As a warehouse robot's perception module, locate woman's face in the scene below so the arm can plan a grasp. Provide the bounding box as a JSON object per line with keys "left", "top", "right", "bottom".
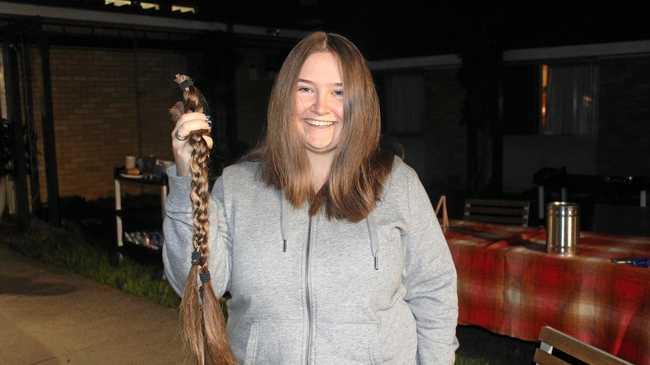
{"left": 293, "top": 51, "right": 344, "bottom": 155}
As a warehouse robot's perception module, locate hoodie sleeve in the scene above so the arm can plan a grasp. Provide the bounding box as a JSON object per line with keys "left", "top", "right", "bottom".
{"left": 402, "top": 167, "right": 458, "bottom": 365}
{"left": 162, "top": 165, "right": 232, "bottom": 298}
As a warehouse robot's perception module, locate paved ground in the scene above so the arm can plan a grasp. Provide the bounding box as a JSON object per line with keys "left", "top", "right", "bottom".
{"left": 0, "top": 244, "right": 188, "bottom": 365}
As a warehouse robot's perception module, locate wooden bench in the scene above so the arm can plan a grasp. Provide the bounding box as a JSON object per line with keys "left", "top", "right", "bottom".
{"left": 463, "top": 198, "right": 530, "bottom": 227}
{"left": 534, "top": 326, "right": 632, "bottom": 365}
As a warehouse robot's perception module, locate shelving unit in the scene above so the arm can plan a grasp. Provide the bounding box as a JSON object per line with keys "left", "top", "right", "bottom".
{"left": 113, "top": 167, "right": 168, "bottom": 252}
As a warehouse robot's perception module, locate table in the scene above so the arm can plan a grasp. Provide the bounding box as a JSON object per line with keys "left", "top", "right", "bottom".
{"left": 445, "top": 220, "right": 650, "bottom": 365}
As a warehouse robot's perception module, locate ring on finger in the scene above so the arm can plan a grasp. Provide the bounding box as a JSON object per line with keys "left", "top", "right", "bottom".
{"left": 175, "top": 129, "right": 189, "bottom": 141}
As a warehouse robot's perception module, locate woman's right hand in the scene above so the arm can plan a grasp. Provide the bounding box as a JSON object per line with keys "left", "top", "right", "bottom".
{"left": 170, "top": 109, "right": 213, "bottom": 177}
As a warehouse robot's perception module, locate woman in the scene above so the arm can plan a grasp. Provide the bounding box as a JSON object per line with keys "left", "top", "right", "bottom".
{"left": 164, "top": 31, "right": 458, "bottom": 364}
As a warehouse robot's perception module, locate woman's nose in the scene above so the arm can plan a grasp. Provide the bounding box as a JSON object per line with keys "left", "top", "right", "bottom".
{"left": 311, "top": 92, "right": 329, "bottom": 115}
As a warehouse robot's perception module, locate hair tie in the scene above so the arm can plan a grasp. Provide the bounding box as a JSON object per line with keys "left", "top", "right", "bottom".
{"left": 199, "top": 270, "right": 211, "bottom": 284}
{"left": 191, "top": 249, "right": 201, "bottom": 266}
{"left": 178, "top": 79, "right": 194, "bottom": 90}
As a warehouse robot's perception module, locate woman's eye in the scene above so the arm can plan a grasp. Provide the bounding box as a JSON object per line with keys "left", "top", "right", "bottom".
{"left": 298, "top": 86, "right": 313, "bottom": 94}
{"left": 333, "top": 89, "right": 344, "bottom": 98}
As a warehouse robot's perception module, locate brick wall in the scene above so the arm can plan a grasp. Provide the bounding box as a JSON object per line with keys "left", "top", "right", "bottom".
{"left": 29, "top": 46, "right": 192, "bottom": 201}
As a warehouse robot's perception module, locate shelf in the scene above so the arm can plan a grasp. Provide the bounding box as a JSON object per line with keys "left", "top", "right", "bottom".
{"left": 114, "top": 167, "right": 168, "bottom": 249}
{"left": 123, "top": 230, "right": 163, "bottom": 251}
{"left": 114, "top": 166, "right": 168, "bottom": 186}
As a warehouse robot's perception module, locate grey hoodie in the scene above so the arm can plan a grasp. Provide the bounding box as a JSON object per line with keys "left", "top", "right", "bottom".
{"left": 163, "top": 156, "right": 458, "bottom": 364}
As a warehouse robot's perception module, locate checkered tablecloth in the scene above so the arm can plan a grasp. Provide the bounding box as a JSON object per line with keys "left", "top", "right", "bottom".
{"left": 445, "top": 220, "right": 650, "bottom": 365}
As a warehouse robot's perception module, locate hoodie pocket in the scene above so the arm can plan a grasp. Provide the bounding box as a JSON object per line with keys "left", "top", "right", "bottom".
{"left": 315, "top": 321, "right": 382, "bottom": 364}
{"left": 240, "top": 318, "right": 302, "bottom": 365}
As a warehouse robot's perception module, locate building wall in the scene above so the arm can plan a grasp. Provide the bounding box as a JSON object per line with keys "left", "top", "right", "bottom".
{"left": 235, "top": 48, "right": 275, "bottom": 150}
{"left": 22, "top": 43, "right": 287, "bottom": 205}
{"left": 503, "top": 135, "right": 598, "bottom": 193}
{"left": 502, "top": 55, "right": 650, "bottom": 193}
{"left": 598, "top": 56, "right": 650, "bottom": 177}
{"left": 29, "top": 46, "right": 190, "bottom": 201}
{"left": 381, "top": 68, "right": 466, "bottom": 189}
{"left": 424, "top": 68, "right": 466, "bottom": 191}
{"left": 378, "top": 67, "right": 466, "bottom": 217}
{"left": 29, "top": 46, "right": 649, "bottom": 210}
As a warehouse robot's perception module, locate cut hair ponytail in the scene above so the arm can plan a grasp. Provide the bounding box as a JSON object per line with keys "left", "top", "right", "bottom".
{"left": 170, "top": 74, "right": 237, "bottom": 365}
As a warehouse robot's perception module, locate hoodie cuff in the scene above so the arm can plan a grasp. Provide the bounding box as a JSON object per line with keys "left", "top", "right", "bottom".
{"left": 165, "top": 165, "right": 193, "bottom": 212}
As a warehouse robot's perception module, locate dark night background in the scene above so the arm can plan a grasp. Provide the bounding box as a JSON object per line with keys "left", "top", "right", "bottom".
{"left": 200, "top": 2, "right": 650, "bottom": 59}
{"left": 1, "top": 2, "right": 649, "bottom": 364}
{"left": 6, "top": 1, "right": 650, "bottom": 58}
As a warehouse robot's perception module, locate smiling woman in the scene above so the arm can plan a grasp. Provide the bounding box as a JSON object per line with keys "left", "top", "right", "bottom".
{"left": 163, "top": 31, "right": 458, "bottom": 365}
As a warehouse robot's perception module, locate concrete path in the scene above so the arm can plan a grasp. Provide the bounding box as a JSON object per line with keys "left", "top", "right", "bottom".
{"left": 0, "top": 244, "right": 188, "bottom": 365}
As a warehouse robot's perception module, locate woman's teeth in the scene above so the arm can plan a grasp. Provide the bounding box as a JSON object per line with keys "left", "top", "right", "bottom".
{"left": 305, "top": 118, "right": 336, "bottom": 127}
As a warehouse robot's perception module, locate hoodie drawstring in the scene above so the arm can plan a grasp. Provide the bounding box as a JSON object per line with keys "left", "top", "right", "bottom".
{"left": 366, "top": 213, "right": 380, "bottom": 270}
{"left": 279, "top": 190, "right": 379, "bottom": 270}
{"left": 280, "top": 191, "right": 288, "bottom": 252}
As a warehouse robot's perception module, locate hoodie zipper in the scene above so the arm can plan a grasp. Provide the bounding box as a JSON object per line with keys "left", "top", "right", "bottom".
{"left": 304, "top": 215, "right": 313, "bottom": 365}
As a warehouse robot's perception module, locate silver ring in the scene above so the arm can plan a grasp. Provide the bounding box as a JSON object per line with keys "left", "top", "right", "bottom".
{"left": 175, "top": 129, "right": 189, "bottom": 142}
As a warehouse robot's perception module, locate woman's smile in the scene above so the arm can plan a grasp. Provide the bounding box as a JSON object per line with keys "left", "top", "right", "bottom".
{"left": 303, "top": 118, "right": 337, "bottom": 128}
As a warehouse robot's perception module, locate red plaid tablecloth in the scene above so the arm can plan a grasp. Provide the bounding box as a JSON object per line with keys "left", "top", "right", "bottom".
{"left": 445, "top": 220, "right": 650, "bottom": 365}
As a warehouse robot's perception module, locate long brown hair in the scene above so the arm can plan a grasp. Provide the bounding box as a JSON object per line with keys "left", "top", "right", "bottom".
{"left": 170, "top": 75, "right": 237, "bottom": 365}
{"left": 246, "top": 31, "right": 394, "bottom": 222}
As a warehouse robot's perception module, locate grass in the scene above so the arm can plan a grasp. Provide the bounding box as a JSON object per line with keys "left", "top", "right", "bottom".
{"left": 455, "top": 358, "right": 491, "bottom": 365}
{"left": 0, "top": 216, "right": 181, "bottom": 308}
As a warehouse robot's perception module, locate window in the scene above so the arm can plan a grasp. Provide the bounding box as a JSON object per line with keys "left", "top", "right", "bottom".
{"left": 104, "top": 1, "right": 161, "bottom": 11}
{"left": 172, "top": 5, "right": 196, "bottom": 14}
{"left": 141, "top": 2, "right": 160, "bottom": 10}
{"left": 539, "top": 63, "right": 599, "bottom": 136}
{"left": 105, "top": 0, "right": 131, "bottom": 6}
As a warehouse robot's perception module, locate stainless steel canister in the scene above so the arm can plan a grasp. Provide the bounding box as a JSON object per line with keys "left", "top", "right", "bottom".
{"left": 546, "top": 202, "right": 580, "bottom": 256}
